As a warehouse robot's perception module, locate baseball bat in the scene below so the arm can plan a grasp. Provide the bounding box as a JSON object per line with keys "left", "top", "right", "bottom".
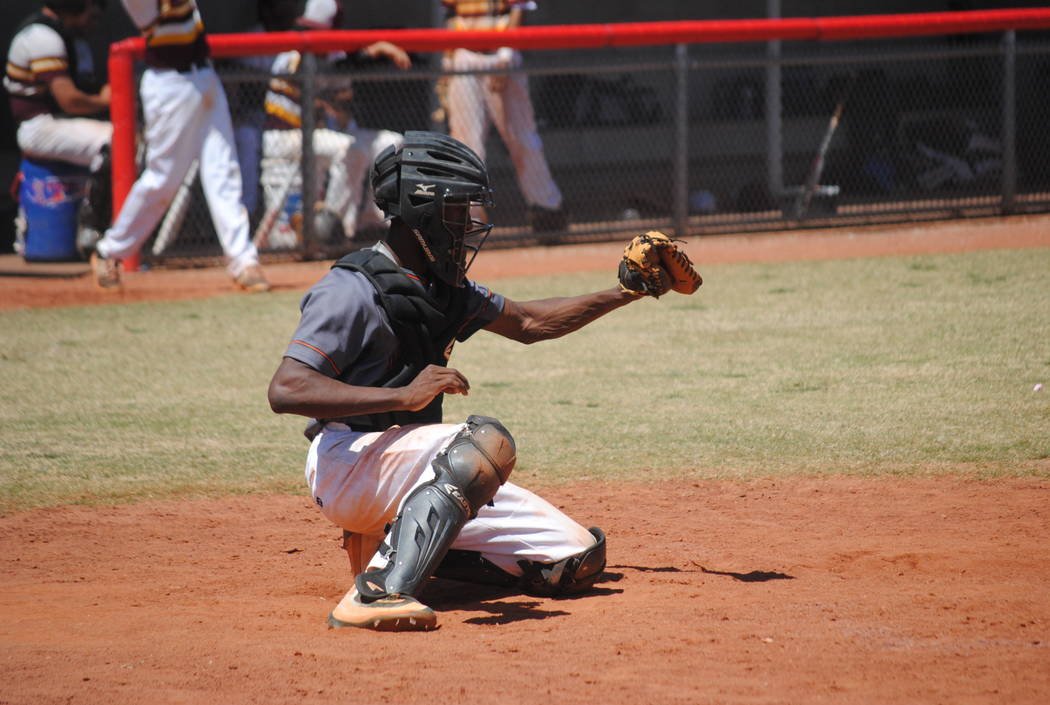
{"left": 253, "top": 159, "right": 301, "bottom": 250}
{"left": 792, "top": 72, "right": 856, "bottom": 220}
{"left": 152, "top": 159, "right": 200, "bottom": 255}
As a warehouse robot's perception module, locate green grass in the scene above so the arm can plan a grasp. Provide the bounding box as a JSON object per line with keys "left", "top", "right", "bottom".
{"left": 1, "top": 247, "right": 1048, "bottom": 512}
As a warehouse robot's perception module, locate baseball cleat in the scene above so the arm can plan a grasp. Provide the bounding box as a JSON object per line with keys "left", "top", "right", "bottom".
{"left": 327, "top": 587, "right": 438, "bottom": 632}
{"left": 234, "top": 264, "right": 271, "bottom": 293}
{"left": 90, "top": 251, "right": 122, "bottom": 292}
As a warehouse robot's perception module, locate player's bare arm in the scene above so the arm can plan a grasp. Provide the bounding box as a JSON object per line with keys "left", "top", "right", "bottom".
{"left": 49, "top": 75, "right": 109, "bottom": 115}
{"left": 362, "top": 41, "right": 411, "bottom": 70}
{"left": 485, "top": 288, "right": 638, "bottom": 344}
{"left": 268, "top": 357, "right": 469, "bottom": 419}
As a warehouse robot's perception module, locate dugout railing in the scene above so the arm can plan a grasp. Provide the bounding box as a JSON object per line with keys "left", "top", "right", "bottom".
{"left": 107, "top": 8, "right": 1050, "bottom": 269}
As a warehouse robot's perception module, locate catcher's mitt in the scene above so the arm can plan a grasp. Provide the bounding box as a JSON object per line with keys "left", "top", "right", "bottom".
{"left": 618, "top": 231, "right": 703, "bottom": 297}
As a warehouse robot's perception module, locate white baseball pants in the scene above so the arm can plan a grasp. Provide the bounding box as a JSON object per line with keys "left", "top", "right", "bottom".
{"left": 305, "top": 422, "right": 597, "bottom": 577}
{"left": 262, "top": 127, "right": 362, "bottom": 237}
{"left": 16, "top": 114, "right": 112, "bottom": 169}
{"left": 97, "top": 65, "right": 259, "bottom": 277}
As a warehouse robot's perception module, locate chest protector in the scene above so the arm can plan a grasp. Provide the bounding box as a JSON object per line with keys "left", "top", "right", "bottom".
{"left": 328, "top": 248, "right": 474, "bottom": 432}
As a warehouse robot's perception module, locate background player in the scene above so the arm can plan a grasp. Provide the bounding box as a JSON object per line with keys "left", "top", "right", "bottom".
{"left": 91, "top": 0, "right": 269, "bottom": 293}
{"left": 297, "top": 0, "right": 407, "bottom": 239}
{"left": 439, "top": 0, "right": 567, "bottom": 236}
{"left": 4, "top": 0, "right": 112, "bottom": 250}
{"left": 5, "top": 0, "right": 110, "bottom": 169}
{"left": 258, "top": 0, "right": 409, "bottom": 246}
{"left": 267, "top": 131, "right": 697, "bottom": 631}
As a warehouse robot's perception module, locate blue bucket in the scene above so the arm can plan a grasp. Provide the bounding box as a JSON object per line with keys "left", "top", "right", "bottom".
{"left": 19, "top": 158, "right": 88, "bottom": 262}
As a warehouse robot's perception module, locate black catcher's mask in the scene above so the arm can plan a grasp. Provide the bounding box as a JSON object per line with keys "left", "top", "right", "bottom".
{"left": 371, "top": 131, "right": 494, "bottom": 287}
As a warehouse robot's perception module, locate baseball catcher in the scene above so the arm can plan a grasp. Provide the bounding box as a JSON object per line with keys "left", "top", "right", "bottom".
{"left": 268, "top": 131, "right": 702, "bottom": 632}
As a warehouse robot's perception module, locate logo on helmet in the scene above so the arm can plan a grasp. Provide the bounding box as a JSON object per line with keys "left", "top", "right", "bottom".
{"left": 413, "top": 183, "right": 436, "bottom": 197}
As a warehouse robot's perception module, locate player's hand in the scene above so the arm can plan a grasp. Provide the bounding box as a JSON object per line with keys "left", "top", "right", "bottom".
{"left": 363, "top": 42, "right": 412, "bottom": 70}
{"left": 401, "top": 365, "right": 470, "bottom": 411}
{"left": 98, "top": 84, "right": 112, "bottom": 105}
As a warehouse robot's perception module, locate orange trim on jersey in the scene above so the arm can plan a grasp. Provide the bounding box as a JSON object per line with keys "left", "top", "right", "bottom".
{"left": 268, "top": 77, "right": 301, "bottom": 100}
{"left": 148, "top": 22, "right": 204, "bottom": 47}
{"left": 6, "top": 62, "right": 33, "bottom": 81}
{"left": 291, "top": 340, "right": 342, "bottom": 375}
{"left": 264, "top": 100, "right": 301, "bottom": 128}
{"left": 445, "top": 0, "right": 515, "bottom": 15}
{"left": 29, "top": 57, "right": 68, "bottom": 73}
{"left": 455, "top": 288, "right": 496, "bottom": 338}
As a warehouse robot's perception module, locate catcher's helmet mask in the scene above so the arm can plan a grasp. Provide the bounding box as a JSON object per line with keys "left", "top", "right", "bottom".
{"left": 372, "top": 131, "right": 494, "bottom": 287}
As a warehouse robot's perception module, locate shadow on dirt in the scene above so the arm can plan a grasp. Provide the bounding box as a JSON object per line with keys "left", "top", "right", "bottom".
{"left": 700, "top": 567, "right": 795, "bottom": 582}
{"left": 610, "top": 563, "right": 795, "bottom": 582}
{"left": 421, "top": 571, "right": 626, "bottom": 625}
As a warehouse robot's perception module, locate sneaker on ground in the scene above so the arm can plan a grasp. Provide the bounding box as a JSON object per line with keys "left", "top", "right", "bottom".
{"left": 327, "top": 587, "right": 438, "bottom": 632}
{"left": 234, "top": 264, "right": 271, "bottom": 292}
{"left": 90, "top": 251, "right": 122, "bottom": 291}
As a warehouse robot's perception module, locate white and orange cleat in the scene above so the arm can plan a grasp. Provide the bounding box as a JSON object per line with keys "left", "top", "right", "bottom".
{"left": 327, "top": 586, "right": 438, "bottom": 632}
{"left": 90, "top": 251, "right": 122, "bottom": 292}
{"left": 234, "top": 264, "right": 271, "bottom": 293}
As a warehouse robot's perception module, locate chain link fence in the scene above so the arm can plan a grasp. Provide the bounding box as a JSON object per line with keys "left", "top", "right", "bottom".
{"left": 142, "top": 29, "right": 1050, "bottom": 265}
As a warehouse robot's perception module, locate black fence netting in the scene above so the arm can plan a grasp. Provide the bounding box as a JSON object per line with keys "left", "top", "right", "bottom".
{"left": 139, "top": 30, "right": 1050, "bottom": 264}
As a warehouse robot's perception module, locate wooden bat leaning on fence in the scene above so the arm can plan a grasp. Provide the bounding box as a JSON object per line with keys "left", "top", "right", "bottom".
{"left": 792, "top": 72, "right": 857, "bottom": 221}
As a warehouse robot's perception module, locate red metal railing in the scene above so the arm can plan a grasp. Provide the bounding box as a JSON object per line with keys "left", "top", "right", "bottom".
{"left": 108, "top": 8, "right": 1050, "bottom": 268}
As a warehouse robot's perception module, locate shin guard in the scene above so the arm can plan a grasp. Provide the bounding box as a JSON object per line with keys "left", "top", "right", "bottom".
{"left": 355, "top": 416, "right": 516, "bottom": 601}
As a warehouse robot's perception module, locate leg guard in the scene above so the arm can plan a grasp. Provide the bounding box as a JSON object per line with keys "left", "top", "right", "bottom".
{"left": 356, "top": 416, "right": 516, "bottom": 601}
{"left": 517, "top": 527, "right": 607, "bottom": 597}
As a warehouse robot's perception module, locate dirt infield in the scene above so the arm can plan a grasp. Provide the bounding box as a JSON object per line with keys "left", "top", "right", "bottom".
{"left": 2, "top": 216, "right": 1049, "bottom": 704}
{"left": 2, "top": 479, "right": 1048, "bottom": 705}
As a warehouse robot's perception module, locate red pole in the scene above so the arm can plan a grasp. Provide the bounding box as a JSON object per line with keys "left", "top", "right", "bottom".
{"left": 106, "top": 39, "right": 142, "bottom": 271}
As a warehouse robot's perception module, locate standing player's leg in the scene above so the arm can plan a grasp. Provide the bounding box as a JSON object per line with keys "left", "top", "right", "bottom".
{"left": 96, "top": 69, "right": 208, "bottom": 263}
{"left": 195, "top": 68, "right": 264, "bottom": 285}
{"left": 446, "top": 71, "right": 492, "bottom": 224}
{"left": 486, "top": 71, "right": 563, "bottom": 213}
{"left": 445, "top": 67, "right": 491, "bottom": 166}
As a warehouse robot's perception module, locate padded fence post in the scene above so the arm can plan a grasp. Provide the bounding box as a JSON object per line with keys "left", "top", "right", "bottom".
{"left": 1001, "top": 29, "right": 1017, "bottom": 214}
{"left": 765, "top": 0, "right": 784, "bottom": 206}
{"left": 673, "top": 42, "right": 689, "bottom": 238}
{"left": 300, "top": 52, "right": 318, "bottom": 253}
{"left": 107, "top": 41, "right": 141, "bottom": 271}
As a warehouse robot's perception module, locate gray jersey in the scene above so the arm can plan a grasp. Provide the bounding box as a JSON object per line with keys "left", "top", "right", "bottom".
{"left": 284, "top": 245, "right": 505, "bottom": 386}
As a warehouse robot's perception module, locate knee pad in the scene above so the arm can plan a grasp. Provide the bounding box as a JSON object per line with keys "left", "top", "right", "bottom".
{"left": 517, "top": 527, "right": 607, "bottom": 597}
{"left": 431, "top": 414, "right": 516, "bottom": 518}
